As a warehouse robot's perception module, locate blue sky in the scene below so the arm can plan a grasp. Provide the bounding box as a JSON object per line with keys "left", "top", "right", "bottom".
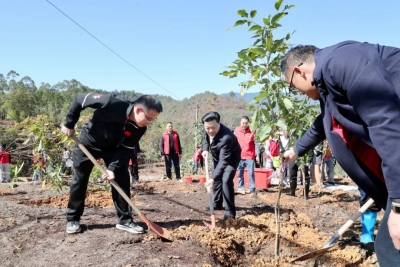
{"left": 2, "top": 0, "right": 400, "bottom": 100}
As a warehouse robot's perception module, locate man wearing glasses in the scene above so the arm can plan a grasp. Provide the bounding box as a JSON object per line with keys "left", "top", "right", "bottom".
{"left": 281, "top": 41, "right": 400, "bottom": 266}
{"left": 61, "top": 93, "right": 162, "bottom": 235}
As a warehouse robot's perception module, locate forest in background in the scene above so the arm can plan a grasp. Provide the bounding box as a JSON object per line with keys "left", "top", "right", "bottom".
{"left": 0, "top": 70, "right": 253, "bottom": 173}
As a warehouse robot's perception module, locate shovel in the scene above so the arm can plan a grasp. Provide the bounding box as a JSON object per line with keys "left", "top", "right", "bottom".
{"left": 71, "top": 136, "right": 172, "bottom": 242}
{"left": 291, "top": 198, "right": 374, "bottom": 262}
{"left": 203, "top": 156, "right": 216, "bottom": 230}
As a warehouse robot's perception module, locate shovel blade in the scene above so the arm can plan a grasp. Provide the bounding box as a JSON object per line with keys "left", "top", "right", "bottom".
{"left": 140, "top": 213, "right": 173, "bottom": 242}
{"left": 290, "top": 246, "right": 334, "bottom": 262}
{"left": 203, "top": 215, "right": 216, "bottom": 231}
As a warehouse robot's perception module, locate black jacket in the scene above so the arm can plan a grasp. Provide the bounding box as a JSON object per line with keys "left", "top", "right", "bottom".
{"left": 203, "top": 123, "right": 241, "bottom": 180}
{"left": 64, "top": 93, "right": 146, "bottom": 172}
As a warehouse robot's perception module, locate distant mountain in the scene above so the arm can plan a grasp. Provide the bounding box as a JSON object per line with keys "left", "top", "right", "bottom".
{"left": 221, "top": 92, "right": 259, "bottom": 103}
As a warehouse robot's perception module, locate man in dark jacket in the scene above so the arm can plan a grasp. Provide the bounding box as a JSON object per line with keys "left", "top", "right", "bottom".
{"left": 201, "top": 111, "right": 241, "bottom": 220}
{"left": 160, "top": 122, "right": 183, "bottom": 182}
{"left": 61, "top": 93, "right": 162, "bottom": 235}
{"left": 281, "top": 41, "right": 400, "bottom": 266}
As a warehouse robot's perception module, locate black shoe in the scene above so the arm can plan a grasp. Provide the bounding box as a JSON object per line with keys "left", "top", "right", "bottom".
{"left": 205, "top": 206, "right": 224, "bottom": 211}
{"left": 223, "top": 214, "right": 235, "bottom": 221}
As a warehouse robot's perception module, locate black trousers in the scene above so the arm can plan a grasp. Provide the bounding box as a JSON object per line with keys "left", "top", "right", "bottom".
{"left": 164, "top": 153, "right": 181, "bottom": 179}
{"left": 212, "top": 161, "right": 238, "bottom": 218}
{"left": 375, "top": 197, "right": 400, "bottom": 266}
{"left": 129, "top": 153, "right": 139, "bottom": 181}
{"left": 288, "top": 162, "right": 310, "bottom": 182}
{"left": 66, "top": 145, "right": 132, "bottom": 224}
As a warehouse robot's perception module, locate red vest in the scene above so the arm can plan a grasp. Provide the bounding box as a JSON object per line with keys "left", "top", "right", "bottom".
{"left": 234, "top": 127, "right": 256, "bottom": 159}
{"left": 0, "top": 149, "right": 10, "bottom": 164}
{"left": 267, "top": 139, "right": 280, "bottom": 159}
{"left": 162, "top": 131, "right": 180, "bottom": 154}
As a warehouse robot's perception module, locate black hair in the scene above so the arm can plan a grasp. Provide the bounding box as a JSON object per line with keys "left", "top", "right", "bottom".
{"left": 280, "top": 45, "right": 318, "bottom": 78}
{"left": 241, "top": 116, "right": 250, "bottom": 121}
{"left": 201, "top": 111, "right": 220, "bottom": 124}
{"left": 134, "top": 95, "right": 163, "bottom": 113}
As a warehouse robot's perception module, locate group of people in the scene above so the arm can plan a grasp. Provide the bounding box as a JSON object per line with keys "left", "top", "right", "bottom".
{"left": 57, "top": 39, "right": 400, "bottom": 266}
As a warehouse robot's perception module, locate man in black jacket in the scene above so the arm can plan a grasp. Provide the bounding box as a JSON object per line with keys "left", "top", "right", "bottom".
{"left": 201, "top": 112, "right": 241, "bottom": 220}
{"left": 61, "top": 93, "right": 162, "bottom": 234}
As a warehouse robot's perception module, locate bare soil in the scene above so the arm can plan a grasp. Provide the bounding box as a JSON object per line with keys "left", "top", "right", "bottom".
{"left": 0, "top": 165, "right": 380, "bottom": 267}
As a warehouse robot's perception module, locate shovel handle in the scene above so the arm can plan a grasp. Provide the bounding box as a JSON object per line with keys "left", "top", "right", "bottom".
{"left": 71, "top": 135, "right": 142, "bottom": 216}
{"left": 204, "top": 156, "right": 211, "bottom": 193}
{"left": 323, "top": 197, "right": 375, "bottom": 248}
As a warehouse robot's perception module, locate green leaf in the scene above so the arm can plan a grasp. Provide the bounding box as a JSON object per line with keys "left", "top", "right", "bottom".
{"left": 234, "top": 20, "right": 246, "bottom": 27}
{"left": 23, "top": 138, "right": 30, "bottom": 145}
{"left": 249, "top": 25, "right": 262, "bottom": 31}
{"left": 248, "top": 47, "right": 264, "bottom": 55}
{"left": 258, "top": 124, "right": 272, "bottom": 142}
{"left": 249, "top": 111, "right": 258, "bottom": 132}
{"left": 283, "top": 98, "right": 293, "bottom": 109}
{"left": 254, "top": 91, "right": 269, "bottom": 102}
{"left": 237, "top": 52, "right": 248, "bottom": 60}
{"left": 237, "top": 9, "right": 248, "bottom": 18}
{"left": 263, "top": 16, "right": 271, "bottom": 25}
{"left": 275, "top": 0, "right": 284, "bottom": 10}
{"left": 220, "top": 71, "right": 232, "bottom": 77}
{"left": 271, "top": 12, "right": 286, "bottom": 25}
{"left": 276, "top": 119, "right": 286, "bottom": 130}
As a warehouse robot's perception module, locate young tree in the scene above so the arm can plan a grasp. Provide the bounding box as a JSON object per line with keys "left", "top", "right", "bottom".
{"left": 221, "top": 0, "right": 319, "bottom": 144}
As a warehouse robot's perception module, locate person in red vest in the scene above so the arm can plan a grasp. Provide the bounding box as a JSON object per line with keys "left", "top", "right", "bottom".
{"left": 0, "top": 144, "right": 11, "bottom": 182}
{"left": 234, "top": 116, "right": 259, "bottom": 195}
{"left": 192, "top": 146, "right": 202, "bottom": 175}
{"left": 160, "top": 122, "right": 183, "bottom": 182}
{"left": 265, "top": 134, "right": 280, "bottom": 171}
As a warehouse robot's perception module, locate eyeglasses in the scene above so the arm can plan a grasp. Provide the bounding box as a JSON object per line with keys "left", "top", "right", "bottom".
{"left": 288, "top": 62, "right": 303, "bottom": 91}
{"left": 140, "top": 108, "right": 157, "bottom": 122}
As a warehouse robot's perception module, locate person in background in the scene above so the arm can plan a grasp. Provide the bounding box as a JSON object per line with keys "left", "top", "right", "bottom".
{"left": 128, "top": 144, "right": 141, "bottom": 184}
{"left": 0, "top": 144, "right": 11, "bottom": 183}
{"left": 321, "top": 141, "right": 335, "bottom": 186}
{"left": 160, "top": 122, "right": 183, "bottom": 182}
{"left": 192, "top": 146, "right": 202, "bottom": 175}
{"left": 234, "top": 116, "right": 259, "bottom": 195}
{"left": 265, "top": 134, "right": 280, "bottom": 171}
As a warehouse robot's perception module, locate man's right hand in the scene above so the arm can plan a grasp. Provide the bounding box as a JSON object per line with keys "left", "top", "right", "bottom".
{"left": 161, "top": 156, "right": 165, "bottom": 161}
{"left": 61, "top": 125, "right": 75, "bottom": 137}
{"left": 282, "top": 148, "right": 297, "bottom": 163}
{"left": 202, "top": 151, "right": 208, "bottom": 158}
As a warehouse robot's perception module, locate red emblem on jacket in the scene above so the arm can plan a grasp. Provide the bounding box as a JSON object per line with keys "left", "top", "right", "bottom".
{"left": 92, "top": 94, "right": 102, "bottom": 99}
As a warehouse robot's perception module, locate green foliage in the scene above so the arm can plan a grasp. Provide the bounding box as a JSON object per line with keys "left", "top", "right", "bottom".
{"left": 9, "top": 162, "right": 27, "bottom": 191}
{"left": 221, "top": 0, "right": 319, "bottom": 144}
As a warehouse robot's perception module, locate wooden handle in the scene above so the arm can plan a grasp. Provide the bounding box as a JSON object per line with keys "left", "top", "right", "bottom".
{"left": 71, "top": 136, "right": 142, "bottom": 216}
{"left": 337, "top": 197, "right": 374, "bottom": 236}
{"left": 204, "top": 156, "right": 211, "bottom": 193}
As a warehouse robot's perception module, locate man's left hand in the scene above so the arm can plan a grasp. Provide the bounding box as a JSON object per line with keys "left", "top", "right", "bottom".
{"left": 102, "top": 170, "right": 115, "bottom": 184}
{"left": 255, "top": 156, "right": 259, "bottom": 163}
{"left": 388, "top": 210, "right": 400, "bottom": 249}
{"left": 204, "top": 179, "right": 214, "bottom": 188}
{"left": 178, "top": 154, "right": 182, "bottom": 160}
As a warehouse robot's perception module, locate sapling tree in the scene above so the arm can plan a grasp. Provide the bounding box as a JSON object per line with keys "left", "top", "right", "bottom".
{"left": 221, "top": 0, "right": 319, "bottom": 265}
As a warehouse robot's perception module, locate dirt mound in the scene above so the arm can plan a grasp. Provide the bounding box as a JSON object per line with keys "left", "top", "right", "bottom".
{"left": 17, "top": 189, "right": 118, "bottom": 208}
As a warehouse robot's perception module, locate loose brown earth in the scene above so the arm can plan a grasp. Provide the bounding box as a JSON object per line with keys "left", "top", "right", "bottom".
{"left": 0, "top": 165, "right": 380, "bottom": 267}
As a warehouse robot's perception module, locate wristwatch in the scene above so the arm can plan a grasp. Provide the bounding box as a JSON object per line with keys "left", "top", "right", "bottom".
{"left": 392, "top": 202, "right": 400, "bottom": 214}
